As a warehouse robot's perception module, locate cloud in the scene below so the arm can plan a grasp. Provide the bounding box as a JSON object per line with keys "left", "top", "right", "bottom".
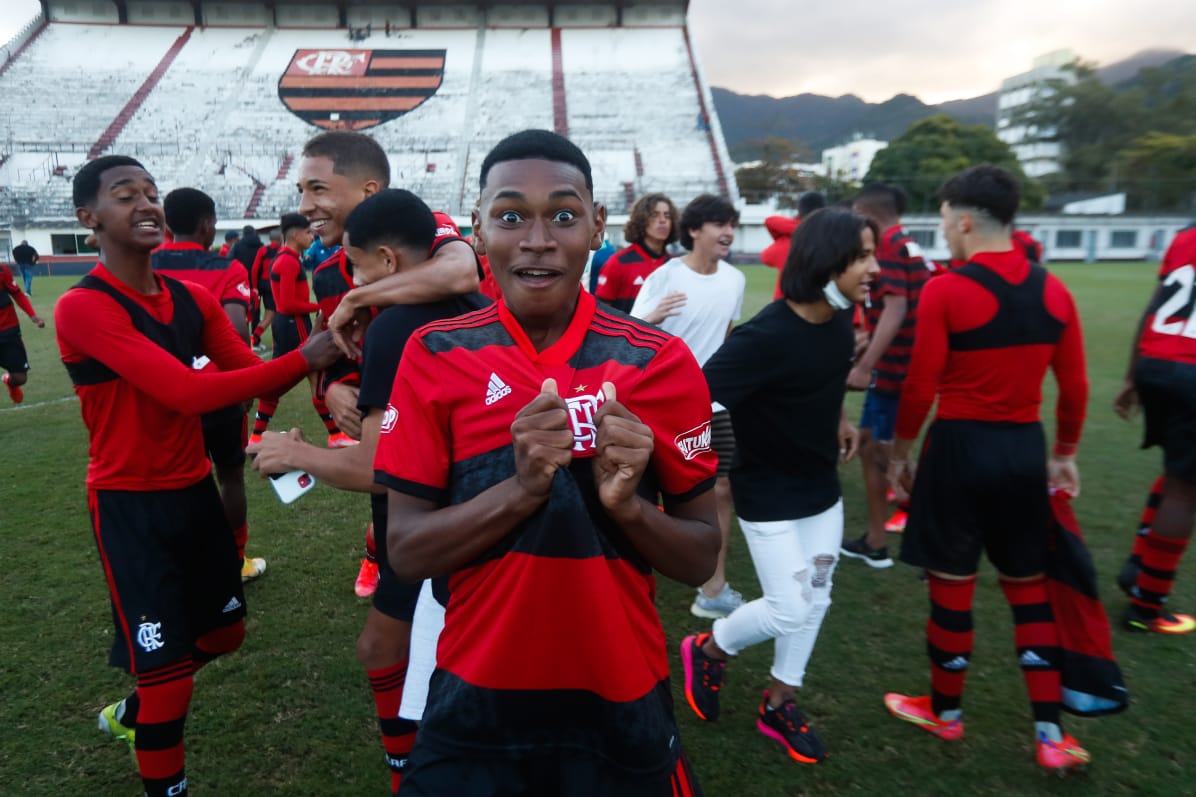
{"left": 689, "top": 0, "right": 1196, "bottom": 103}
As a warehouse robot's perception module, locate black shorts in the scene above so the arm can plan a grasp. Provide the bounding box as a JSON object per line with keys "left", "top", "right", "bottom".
{"left": 371, "top": 498, "right": 421, "bottom": 622}
{"left": 1136, "top": 356, "right": 1196, "bottom": 482}
{"left": 711, "top": 409, "right": 736, "bottom": 480}
{"left": 259, "top": 282, "right": 276, "bottom": 312}
{"left": 202, "top": 406, "right": 248, "bottom": 468}
{"left": 0, "top": 334, "right": 29, "bottom": 374}
{"left": 272, "top": 313, "right": 311, "bottom": 359}
{"left": 401, "top": 742, "right": 703, "bottom": 797}
{"left": 89, "top": 477, "right": 247, "bottom": 674}
{"left": 901, "top": 419, "right": 1050, "bottom": 578}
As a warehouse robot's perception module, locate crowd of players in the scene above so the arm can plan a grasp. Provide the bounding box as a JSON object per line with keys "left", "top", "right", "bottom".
{"left": 0, "top": 124, "right": 1191, "bottom": 796}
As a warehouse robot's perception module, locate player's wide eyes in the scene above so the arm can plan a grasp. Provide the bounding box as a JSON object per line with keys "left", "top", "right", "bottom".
{"left": 553, "top": 210, "right": 576, "bottom": 223}
{"left": 499, "top": 211, "right": 522, "bottom": 223}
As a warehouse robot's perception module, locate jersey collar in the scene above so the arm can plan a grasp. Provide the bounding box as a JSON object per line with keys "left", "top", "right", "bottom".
{"left": 497, "top": 287, "right": 595, "bottom": 366}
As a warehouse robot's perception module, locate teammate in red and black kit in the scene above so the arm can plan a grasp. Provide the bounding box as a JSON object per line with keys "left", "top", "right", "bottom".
{"left": 1113, "top": 224, "right": 1196, "bottom": 634}
{"left": 248, "top": 214, "right": 349, "bottom": 446}
{"left": 760, "top": 191, "right": 827, "bottom": 300}
{"left": 56, "top": 156, "right": 339, "bottom": 797}
{"left": 0, "top": 262, "right": 45, "bottom": 403}
{"left": 293, "top": 130, "right": 479, "bottom": 597}
{"left": 377, "top": 130, "right": 718, "bottom": 796}
{"left": 249, "top": 228, "right": 281, "bottom": 350}
{"left": 153, "top": 187, "right": 267, "bottom": 583}
{"left": 593, "top": 192, "right": 677, "bottom": 312}
{"left": 218, "top": 229, "right": 238, "bottom": 258}
{"left": 842, "top": 183, "right": 929, "bottom": 566}
{"left": 250, "top": 189, "right": 491, "bottom": 795}
{"left": 883, "top": 165, "right": 1091, "bottom": 774}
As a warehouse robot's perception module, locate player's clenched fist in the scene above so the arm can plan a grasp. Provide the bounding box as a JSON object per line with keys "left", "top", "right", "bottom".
{"left": 511, "top": 378, "right": 575, "bottom": 497}
{"left": 592, "top": 381, "right": 653, "bottom": 517}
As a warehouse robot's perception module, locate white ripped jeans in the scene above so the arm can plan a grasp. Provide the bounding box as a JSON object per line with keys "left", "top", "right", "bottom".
{"left": 711, "top": 499, "right": 843, "bottom": 687}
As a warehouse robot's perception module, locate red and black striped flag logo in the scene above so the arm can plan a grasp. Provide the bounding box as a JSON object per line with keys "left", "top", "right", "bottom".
{"left": 278, "top": 49, "right": 445, "bottom": 131}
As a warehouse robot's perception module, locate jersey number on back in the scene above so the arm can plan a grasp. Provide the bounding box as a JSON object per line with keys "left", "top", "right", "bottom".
{"left": 1152, "top": 264, "right": 1196, "bottom": 338}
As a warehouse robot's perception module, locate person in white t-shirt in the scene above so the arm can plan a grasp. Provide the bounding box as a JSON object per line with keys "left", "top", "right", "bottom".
{"left": 632, "top": 194, "right": 747, "bottom": 619}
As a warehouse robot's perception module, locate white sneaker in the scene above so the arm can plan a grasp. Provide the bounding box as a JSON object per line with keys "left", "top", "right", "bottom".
{"left": 691, "top": 584, "right": 744, "bottom": 619}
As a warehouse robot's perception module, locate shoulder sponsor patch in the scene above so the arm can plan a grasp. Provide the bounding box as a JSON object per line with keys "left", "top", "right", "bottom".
{"left": 380, "top": 403, "right": 399, "bottom": 433}
{"left": 674, "top": 420, "right": 712, "bottom": 461}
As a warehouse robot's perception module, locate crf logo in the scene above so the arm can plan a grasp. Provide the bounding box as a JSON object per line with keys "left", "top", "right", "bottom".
{"left": 566, "top": 389, "right": 606, "bottom": 452}
{"left": 137, "top": 621, "right": 164, "bottom": 652}
{"left": 381, "top": 404, "right": 398, "bottom": 433}
{"left": 674, "top": 421, "right": 712, "bottom": 461}
{"left": 294, "top": 50, "right": 367, "bottom": 75}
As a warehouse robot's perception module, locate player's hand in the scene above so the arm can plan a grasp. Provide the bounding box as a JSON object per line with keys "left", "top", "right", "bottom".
{"left": 1048, "top": 454, "right": 1080, "bottom": 498}
{"left": 643, "top": 292, "right": 686, "bottom": 325}
{"left": 511, "top": 378, "right": 574, "bottom": 498}
{"left": 1113, "top": 379, "right": 1139, "bottom": 421}
{"left": 324, "top": 381, "right": 363, "bottom": 441}
{"left": 592, "top": 381, "right": 653, "bottom": 520}
{"left": 846, "top": 364, "right": 872, "bottom": 391}
{"left": 328, "top": 298, "right": 371, "bottom": 359}
{"left": 888, "top": 458, "right": 916, "bottom": 503}
{"left": 298, "top": 329, "right": 342, "bottom": 371}
{"left": 839, "top": 416, "right": 860, "bottom": 463}
{"left": 247, "top": 428, "right": 304, "bottom": 476}
{"left": 31, "top": 315, "right": 45, "bottom": 329}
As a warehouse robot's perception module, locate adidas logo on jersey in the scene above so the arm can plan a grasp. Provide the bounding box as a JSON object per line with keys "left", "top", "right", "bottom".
{"left": 1019, "top": 649, "right": 1050, "bottom": 668}
{"left": 222, "top": 596, "right": 242, "bottom": 613}
{"left": 941, "top": 655, "right": 969, "bottom": 671}
{"left": 485, "top": 372, "right": 512, "bottom": 405}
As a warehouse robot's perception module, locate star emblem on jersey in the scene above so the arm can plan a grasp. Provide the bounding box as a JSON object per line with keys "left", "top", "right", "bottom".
{"left": 136, "top": 621, "right": 164, "bottom": 652}
{"left": 573, "top": 384, "right": 588, "bottom": 393}
{"left": 278, "top": 48, "right": 446, "bottom": 131}
{"left": 565, "top": 388, "right": 607, "bottom": 452}
{"left": 485, "top": 373, "right": 512, "bottom": 406}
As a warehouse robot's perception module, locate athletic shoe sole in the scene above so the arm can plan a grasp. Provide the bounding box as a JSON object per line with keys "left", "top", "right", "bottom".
{"left": 840, "top": 548, "right": 894, "bottom": 569}
{"left": 679, "top": 634, "right": 716, "bottom": 722}
{"left": 756, "top": 719, "right": 823, "bottom": 764}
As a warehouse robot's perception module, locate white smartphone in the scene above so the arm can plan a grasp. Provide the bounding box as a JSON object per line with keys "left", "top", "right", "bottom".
{"left": 268, "top": 469, "right": 316, "bottom": 504}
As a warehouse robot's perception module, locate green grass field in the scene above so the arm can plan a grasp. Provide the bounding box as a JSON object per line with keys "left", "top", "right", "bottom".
{"left": 1, "top": 264, "right": 1193, "bottom": 796}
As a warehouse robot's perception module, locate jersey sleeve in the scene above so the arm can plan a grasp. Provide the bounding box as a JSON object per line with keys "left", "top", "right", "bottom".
{"left": 1047, "top": 279, "right": 1088, "bottom": 456}
{"left": 56, "top": 286, "right": 309, "bottom": 415}
{"left": 703, "top": 320, "right": 771, "bottom": 411}
{"left": 221, "top": 261, "right": 251, "bottom": 307}
{"left": 429, "top": 211, "right": 467, "bottom": 255}
{"left": 2, "top": 267, "right": 36, "bottom": 317}
{"left": 373, "top": 335, "right": 452, "bottom": 504}
{"left": 358, "top": 308, "right": 429, "bottom": 412}
{"left": 629, "top": 335, "right": 717, "bottom": 502}
{"left": 272, "top": 253, "right": 320, "bottom": 315}
{"left": 629, "top": 266, "right": 666, "bottom": 321}
{"left": 1160, "top": 230, "right": 1196, "bottom": 278}
{"left": 593, "top": 257, "right": 621, "bottom": 300}
{"left": 894, "top": 275, "right": 950, "bottom": 440}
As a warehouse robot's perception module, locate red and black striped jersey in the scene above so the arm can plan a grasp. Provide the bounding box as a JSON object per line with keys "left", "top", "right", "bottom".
{"left": 865, "top": 225, "right": 929, "bottom": 397}
{"left": 1139, "top": 226, "right": 1196, "bottom": 366}
{"left": 0, "top": 264, "right": 36, "bottom": 339}
{"left": 151, "top": 241, "right": 250, "bottom": 309}
{"left": 593, "top": 242, "right": 667, "bottom": 313}
{"left": 895, "top": 249, "right": 1088, "bottom": 456}
{"left": 374, "top": 288, "right": 715, "bottom": 772}
{"left": 55, "top": 264, "right": 309, "bottom": 490}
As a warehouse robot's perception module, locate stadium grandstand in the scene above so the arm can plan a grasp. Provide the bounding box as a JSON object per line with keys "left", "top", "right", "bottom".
{"left": 0, "top": 0, "right": 738, "bottom": 247}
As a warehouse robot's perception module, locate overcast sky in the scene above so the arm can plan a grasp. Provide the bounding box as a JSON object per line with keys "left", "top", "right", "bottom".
{"left": 1, "top": 0, "right": 1192, "bottom": 103}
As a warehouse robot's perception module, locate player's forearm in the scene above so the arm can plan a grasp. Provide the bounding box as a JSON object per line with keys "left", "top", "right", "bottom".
{"left": 607, "top": 493, "right": 719, "bottom": 586}
{"left": 342, "top": 253, "right": 478, "bottom": 311}
{"left": 386, "top": 477, "right": 544, "bottom": 581}
{"left": 277, "top": 440, "right": 381, "bottom": 493}
{"left": 858, "top": 297, "right": 906, "bottom": 369}
{"left": 14, "top": 292, "right": 36, "bottom": 317}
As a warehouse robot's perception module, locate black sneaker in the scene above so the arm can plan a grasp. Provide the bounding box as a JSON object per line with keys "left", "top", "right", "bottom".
{"left": 756, "top": 693, "right": 827, "bottom": 763}
{"left": 840, "top": 535, "right": 893, "bottom": 568}
{"left": 680, "top": 633, "right": 725, "bottom": 721}
{"left": 1122, "top": 604, "right": 1196, "bottom": 634}
{"left": 1117, "top": 555, "right": 1140, "bottom": 597}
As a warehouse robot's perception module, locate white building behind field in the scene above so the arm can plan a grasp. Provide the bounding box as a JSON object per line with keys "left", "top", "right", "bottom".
{"left": 996, "top": 49, "right": 1076, "bottom": 178}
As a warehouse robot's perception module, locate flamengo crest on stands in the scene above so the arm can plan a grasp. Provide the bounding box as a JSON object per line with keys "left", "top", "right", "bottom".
{"left": 278, "top": 49, "right": 446, "bottom": 131}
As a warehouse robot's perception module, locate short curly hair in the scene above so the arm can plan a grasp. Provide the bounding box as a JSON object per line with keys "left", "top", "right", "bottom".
{"left": 622, "top": 193, "right": 678, "bottom": 248}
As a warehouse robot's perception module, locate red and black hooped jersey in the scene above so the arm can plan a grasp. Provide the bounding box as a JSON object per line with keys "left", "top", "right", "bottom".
{"left": 0, "top": 264, "right": 36, "bottom": 339}
{"left": 374, "top": 289, "right": 715, "bottom": 772}
{"left": 593, "top": 242, "right": 667, "bottom": 313}
{"left": 865, "top": 225, "right": 930, "bottom": 397}
{"left": 55, "top": 264, "right": 309, "bottom": 490}
{"left": 896, "top": 249, "right": 1087, "bottom": 456}
{"left": 152, "top": 241, "right": 251, "bottom": 309}
{"left": 1139, "top": 226, "right": 1196, "bottom": 366}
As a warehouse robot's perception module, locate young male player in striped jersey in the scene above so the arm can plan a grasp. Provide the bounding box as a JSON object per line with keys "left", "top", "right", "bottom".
{"left": 593, "top": 192, "right": 677, "bottom": 312}
{"left": 1113, "top": 223, "right": 1196, "bottom": 634}
{"left": 250, "top": 189, "right": 489, "bottom": 794}
{"left": 153, "top": 187, "right": 267, "bottom": 582}
{"left": 376, "top": 129, "right": 716, "bottom": 796}
{"left": 0, "top": 261, "right": 44, "bottom": 403}
{"left": 884, "top": 165, "right": 1090, "bottom": 774}
{"left": 57, "top": 155, "right": 339, "bottom": 797}
{"left": 294, "top": 130, "right": 478, "bottom": 597}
